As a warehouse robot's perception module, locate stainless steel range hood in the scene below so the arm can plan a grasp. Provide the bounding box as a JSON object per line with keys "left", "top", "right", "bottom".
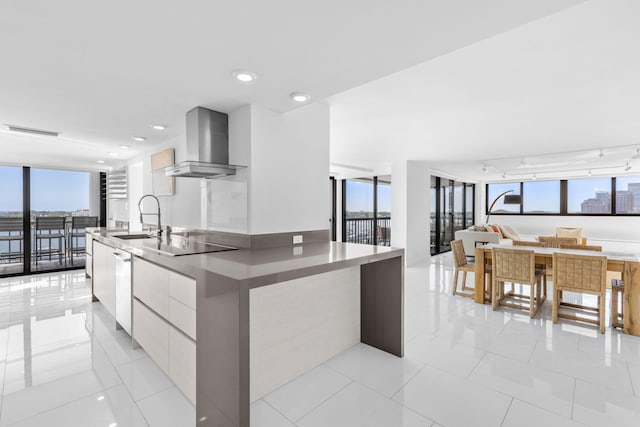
{"left": 165, "top": 107, "right": 243, "bottom": 178}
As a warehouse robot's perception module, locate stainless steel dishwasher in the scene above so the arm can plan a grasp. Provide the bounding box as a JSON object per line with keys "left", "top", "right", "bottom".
{"left": 113, "top": 250, "right": 132, "bottom": 335}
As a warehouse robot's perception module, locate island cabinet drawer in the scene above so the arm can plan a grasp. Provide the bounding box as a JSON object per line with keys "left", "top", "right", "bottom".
{"left": 133, "top": 258, "right": 169, "bottom": 318}
{"left": 169, "top": 327, "right": 196, "bottom": 404}
{"left": 168, "top": 272, "right": 196, "bottom": 310}
{"left": 133, "top": 299, "right": 169, "bottom": 374}
{"left": 169, "top": 298, "right": 196, "bottom": 340}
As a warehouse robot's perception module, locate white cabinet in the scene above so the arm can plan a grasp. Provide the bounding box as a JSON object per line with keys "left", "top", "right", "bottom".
{"left": 133, "top": 299, "right": 169, "bottom": 373}
{"left": 133, "top": 258, "right": 169, "bottom": 318}
{"left": 92, "top": 240, "right": 116, "bottom": 317}
{"left": 169, "top": 327, "right": 196, "bottom": 403}
{"left": 169, "top": 298, "right": 196, "bottom": 340}
{"left": 132, "top": 258, "right": 197, "bottom": 403}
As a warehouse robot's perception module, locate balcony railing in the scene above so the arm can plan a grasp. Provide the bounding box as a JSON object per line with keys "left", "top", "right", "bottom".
{"left": 344, "top": 217, "right": 391, "bottom": 246}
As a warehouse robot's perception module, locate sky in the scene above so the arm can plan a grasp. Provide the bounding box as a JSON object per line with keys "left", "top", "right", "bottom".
{"left": 0, "top": 166, "right": 90, "bottom": 212}
{"left": 345, "top": 180, "right": 391, "bottom": 212}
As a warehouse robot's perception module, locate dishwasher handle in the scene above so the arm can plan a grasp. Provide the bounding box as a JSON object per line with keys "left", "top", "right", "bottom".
{"left": 112, "top": 252, "right": 132, "bottom": 262}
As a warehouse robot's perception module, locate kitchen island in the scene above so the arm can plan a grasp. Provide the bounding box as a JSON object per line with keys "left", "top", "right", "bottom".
{"left": 87, "top": 228, "right": 404, "bottom": 427}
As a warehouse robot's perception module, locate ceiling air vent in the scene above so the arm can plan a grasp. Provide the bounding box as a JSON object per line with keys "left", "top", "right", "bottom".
{"left": 4, "top": 124, "right": 60, "bottom": 137}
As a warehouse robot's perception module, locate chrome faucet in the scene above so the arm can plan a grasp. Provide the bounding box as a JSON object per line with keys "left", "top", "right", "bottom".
{"left": 138, "top": 194, "right": 162, "bottom": 237}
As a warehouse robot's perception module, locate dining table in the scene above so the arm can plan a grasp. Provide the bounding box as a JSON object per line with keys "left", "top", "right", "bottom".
{"left": 474, "top": 243, "right": 640, "bottom": 336}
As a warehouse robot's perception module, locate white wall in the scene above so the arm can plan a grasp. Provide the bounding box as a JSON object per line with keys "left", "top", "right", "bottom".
{"left": 248, "top": 103, "right": 330, "bottom": 234}
{"left": 391, "top": 161, "right": 430, "bottom": 265}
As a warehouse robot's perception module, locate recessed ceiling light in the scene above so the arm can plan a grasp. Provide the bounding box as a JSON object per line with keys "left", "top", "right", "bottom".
{"left": 151, "top": 124, "right": 166, "bottom": 130}
{"left": 232, "top": 69, "right": 257, "bottom": 82}
{"left": 290, "top": 92, "right": 310, "bottom": 103}
{"left": 108, "top": 152, "right": 117, "bottom": 156}
{"left": 97, "top": 160, "right": 105, "bottom": 164}
{"left": 119, "top": 145, "right": 130, "bottom": 149}
{"left": 131, "top": 136, "right": 146, "bottom": 142}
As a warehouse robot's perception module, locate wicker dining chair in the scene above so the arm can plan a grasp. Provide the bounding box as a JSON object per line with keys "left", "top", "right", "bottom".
{"left": 451, "top": 240, "right": 492, "bottom": 299}
{"left": 552, "top": 252, "right": 607, "bottom": 333}
{"left": 558, "top": 243, "right": 602, "bottom": 251}
{"left": 538, "top": 236, "right": 578, "bottom": 248}
{"left": 513, "top": 240, "right": 548, "bottom": 248}
{"left": 492, "top": 248, "right": 546, "bottom": 317}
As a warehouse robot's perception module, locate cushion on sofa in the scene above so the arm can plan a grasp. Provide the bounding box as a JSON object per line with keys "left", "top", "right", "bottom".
{"left": 556, "top": 227, "right": 582, "bottom": 239}
{"left": 500, "top": 225, "right": 521, "bottom": 241}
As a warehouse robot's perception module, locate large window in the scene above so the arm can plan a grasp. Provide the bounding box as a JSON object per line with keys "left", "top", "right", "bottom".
{"left": 487, "top": 182, "right": 520, "bottom": 214}
{"left": 615, "top": 176, "right": 640, "bottom": 214}
{"left": 487, "top": 175, "right": 640, "bottom": 216}
{"left": 567, "top": 178, "right": 611, "bottom": 214}
{"left": 523, "top": 181, "right": 560, "bottom": 213}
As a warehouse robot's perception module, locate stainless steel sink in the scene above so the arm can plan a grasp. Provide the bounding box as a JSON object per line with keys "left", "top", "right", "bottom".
{"left": 113, "top": 234, "right": 153, "bottom": 240}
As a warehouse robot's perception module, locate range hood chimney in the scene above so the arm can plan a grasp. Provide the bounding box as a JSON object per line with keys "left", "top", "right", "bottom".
{"left": 165, "top": 106, "right": 243, "bottom": 178}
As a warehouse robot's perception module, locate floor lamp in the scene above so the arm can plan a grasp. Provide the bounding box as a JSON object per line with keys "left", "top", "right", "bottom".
{"left": 486, "top": 190, "right": 522, "bottom": 224}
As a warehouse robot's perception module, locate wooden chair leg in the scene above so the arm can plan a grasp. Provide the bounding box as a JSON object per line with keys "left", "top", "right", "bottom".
{"left": 611, "top": 287, "right": 618, "bottom": 327}
{"left": 529, "top": 281, "right": 535, "bottom": 318}
{"left": 492, "top": 279, "right": 499, "bottom": 310}
{"left": 486, "top": 272, "right": 493, "bottom": 302}
{"left": 552, "top": 287, "right": 559, "bottom": 323}
{"left": 599, "top": 293, "right": 605, "bottom": 334}
{"left": 462, "top": 271, "right": 468, "bottom": 290}
{"left": 452, "top": 270, "right": 459, "bottom": 296}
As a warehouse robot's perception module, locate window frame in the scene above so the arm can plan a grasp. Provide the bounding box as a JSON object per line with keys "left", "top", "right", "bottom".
{"left": 485, "top": 176, "right": 640, "bottom": 217}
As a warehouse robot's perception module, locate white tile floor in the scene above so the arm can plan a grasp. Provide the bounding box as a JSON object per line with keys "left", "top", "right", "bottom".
{"left": 1, "top": 254, "right": 639, "bottom": 426}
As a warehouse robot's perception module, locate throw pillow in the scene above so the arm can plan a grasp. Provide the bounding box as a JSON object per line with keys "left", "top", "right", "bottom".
{"left": 489, "top": 225, "right": 503, "bottom": 237}
{"left": 501, "top": 225, "right": 521, "bottom": 241}
{"left": 556, "top": 227, "right": 582, "bottom": 239}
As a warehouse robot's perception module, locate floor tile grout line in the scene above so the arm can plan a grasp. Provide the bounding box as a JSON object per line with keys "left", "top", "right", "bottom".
{"left": 570, "top": 377, "right": 577, "bottom": 422}
{"left": 260, "top": 397, "right": 299, "bottom": 425}
{"left": 626, "top": 361, "right": 637, "bottom": 397}
{"left": 389, "top": 362, "right": 427, "bottom": 400}
{"left": 465, "top": 349, "right": 488, "bottom": 380}
{"left": 347, "top": 376, "right": 437, "bottom": 424}
{"left": 290, "top": 379, "right": 353, "bottom": 424}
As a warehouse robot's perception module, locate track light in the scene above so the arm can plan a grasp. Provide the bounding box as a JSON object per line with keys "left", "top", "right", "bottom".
{"left": 532, "top": 173, "right": 537, "bottom": 180}
{"left": 625, "top": 162, "right": 632, "bottom": 171}
{"left": 598, "top": 149, "right": 605, "bottom": 158}
{"left": 588, "top": 169, "right": 592, "bottom": 176}
{"left": 482, "top": 164, "right": 488, "bottom": 173}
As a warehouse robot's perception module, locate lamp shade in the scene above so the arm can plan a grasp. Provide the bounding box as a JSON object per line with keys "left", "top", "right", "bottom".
{"left": 503, "top": 194, "right": 522, "bottom": 205}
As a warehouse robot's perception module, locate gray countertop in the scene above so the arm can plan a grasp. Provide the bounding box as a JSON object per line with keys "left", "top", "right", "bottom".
{"left": 87, "top": 228, "right": 404, "bottom": 288}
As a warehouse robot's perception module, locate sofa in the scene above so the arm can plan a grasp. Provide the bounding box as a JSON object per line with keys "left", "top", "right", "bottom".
{"left": 454, "top": 226, "right": 514, "bottom": 255}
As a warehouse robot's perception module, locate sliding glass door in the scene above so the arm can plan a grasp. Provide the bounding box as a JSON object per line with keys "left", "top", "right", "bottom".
{"left": 0, "top": 166, "right": 25, "bottom": 275}
{"left": 431, "top": 176, "right": 475, "bottom": 255}
{"left": 342, "top": 176, "right": 392, "bottom": 246}
{"left": 31, "top": 168, "right": 91, "bottom": 272}
{"left": 0, "top": 166, "right": 96, "bottom": 278}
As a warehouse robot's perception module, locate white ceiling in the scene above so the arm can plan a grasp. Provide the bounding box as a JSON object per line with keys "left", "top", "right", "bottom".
{"left": 329, "top": 0, "right": 640, "bottom": 180}
{"left": 0, "top": 0, "right": 585, "bottom": 171}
